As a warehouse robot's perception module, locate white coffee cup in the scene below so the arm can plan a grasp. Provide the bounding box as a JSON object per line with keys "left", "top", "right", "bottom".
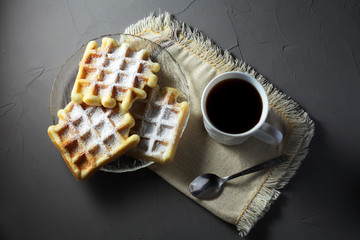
{"left": 201, "top": 71, "right": 283, "bottom": 145}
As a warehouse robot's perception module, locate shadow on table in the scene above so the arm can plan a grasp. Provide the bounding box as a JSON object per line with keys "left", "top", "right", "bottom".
{"left": 84, "top": 167, "right": 159, "bottom": 206}
{"left": 245, "top": 120, "right": 360, "bottom": 240}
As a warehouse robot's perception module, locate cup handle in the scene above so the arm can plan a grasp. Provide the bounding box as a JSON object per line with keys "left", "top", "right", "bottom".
{"left": 252, "top": 122, "right": 283, "bottom": 145}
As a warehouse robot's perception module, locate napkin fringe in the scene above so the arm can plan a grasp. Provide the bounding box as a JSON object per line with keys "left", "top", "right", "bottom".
{"left": 125, "top": 12, "right": 315, "bottom": 237}
{"left": 125, "top": 11, "right": 248, "bottom": 73}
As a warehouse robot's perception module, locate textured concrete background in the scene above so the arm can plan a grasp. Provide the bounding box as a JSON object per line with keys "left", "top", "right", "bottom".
{"left": 0, "top": 0, "right": 359, "bottom": 239}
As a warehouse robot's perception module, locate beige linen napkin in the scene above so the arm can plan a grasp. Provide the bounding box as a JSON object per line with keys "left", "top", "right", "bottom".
{"left": 125, "top": 13, "right": 314, "bottom": 236}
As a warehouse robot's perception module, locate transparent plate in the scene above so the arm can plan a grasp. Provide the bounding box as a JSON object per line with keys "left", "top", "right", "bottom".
{"left": 50, "top": 34, "right": 190, "bottom": 173}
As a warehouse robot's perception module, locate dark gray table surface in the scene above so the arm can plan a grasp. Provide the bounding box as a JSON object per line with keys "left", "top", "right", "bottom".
{"left": 1, "top": 0, "right": 359, "bottom": 239}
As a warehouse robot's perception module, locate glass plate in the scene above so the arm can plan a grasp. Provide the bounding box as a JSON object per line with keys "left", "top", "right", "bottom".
{"left": 50, "top": 34, "right": 190, "bottom": 173}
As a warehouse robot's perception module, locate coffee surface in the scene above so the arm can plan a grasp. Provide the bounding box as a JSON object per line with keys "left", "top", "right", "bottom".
{"left": 206, "top": 78, "right": 262, "bottom": 134}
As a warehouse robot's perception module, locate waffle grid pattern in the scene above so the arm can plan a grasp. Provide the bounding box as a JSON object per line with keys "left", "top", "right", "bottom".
{"left": 129, "top": 86, "right": 189, "bottom": 163}
{"left": 71, "top": 37, "right": 159, "bottom": 110}
{"left": 48, "top": 102, "right": 139, "bottom": 179}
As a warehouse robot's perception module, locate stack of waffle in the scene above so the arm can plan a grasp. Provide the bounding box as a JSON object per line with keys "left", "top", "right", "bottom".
{"left": 48, "top": 37, "right": 189, "bottom": 180}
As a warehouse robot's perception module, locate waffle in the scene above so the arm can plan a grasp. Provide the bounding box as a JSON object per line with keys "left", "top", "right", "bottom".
{"left": 47, "top": 101, "right": 140, "bottom": 180}
{"left": 128, "top": 85, "right": 189, "bottom": 164}
{"left": 71, "top": 37, "right": 160, "bottom": 110}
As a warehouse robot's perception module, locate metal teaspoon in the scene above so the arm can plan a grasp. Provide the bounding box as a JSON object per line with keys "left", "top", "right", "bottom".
{"left": 189, "top": 155, "right": 288, "bottom": 199}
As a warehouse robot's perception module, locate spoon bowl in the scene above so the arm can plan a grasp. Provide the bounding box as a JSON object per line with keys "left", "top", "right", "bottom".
{"left": 189, "top": 173, "right": 225, "bottom": 199}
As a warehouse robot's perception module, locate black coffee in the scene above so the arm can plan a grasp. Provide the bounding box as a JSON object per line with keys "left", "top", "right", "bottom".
{"left": 206, "top": 78, "right": 262, "bottom": 134}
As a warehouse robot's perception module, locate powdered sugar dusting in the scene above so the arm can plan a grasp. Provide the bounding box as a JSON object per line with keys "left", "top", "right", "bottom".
{"left": 100, "top": 121, "right": 115, "bottom": 140}
{"left": 69, "top": 104, "right": 83, "bottom": 121}
{"left": 83, "top": 43, "right": 156, "bottom": 102}
{"left": 62, "top": 102, "right": 130, "bottom": 158}
{"left": 130, "top": 87, "right": 182, "bottom": 158}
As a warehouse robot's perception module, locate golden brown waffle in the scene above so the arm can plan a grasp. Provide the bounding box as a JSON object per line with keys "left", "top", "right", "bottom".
{"left": 128, "top": 85, "right": 189, "bottom": 164}
{"left": 71, "top": 37, "right": 160, "bottom": 110}
{"left": 47, "top": 101, "right": 140, "bottom": 180}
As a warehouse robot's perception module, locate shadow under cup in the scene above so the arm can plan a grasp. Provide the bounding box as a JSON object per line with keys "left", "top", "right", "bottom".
{"left": 201, "top": 72, "right": 282, "bottom": 145}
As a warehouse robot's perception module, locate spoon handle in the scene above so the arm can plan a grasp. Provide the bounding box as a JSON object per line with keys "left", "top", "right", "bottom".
{"left": 225, "top": 155, "right": 288, "bottom": 181}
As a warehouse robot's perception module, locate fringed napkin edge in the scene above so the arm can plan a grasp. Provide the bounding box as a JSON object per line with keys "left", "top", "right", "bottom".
{"left": 124, "top": 11, "right": 315, "bottom": 237}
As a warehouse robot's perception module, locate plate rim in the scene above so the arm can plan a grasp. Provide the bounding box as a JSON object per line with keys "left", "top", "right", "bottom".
{"left": 49, "top": 33, "right": 190, "bottom": 173}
